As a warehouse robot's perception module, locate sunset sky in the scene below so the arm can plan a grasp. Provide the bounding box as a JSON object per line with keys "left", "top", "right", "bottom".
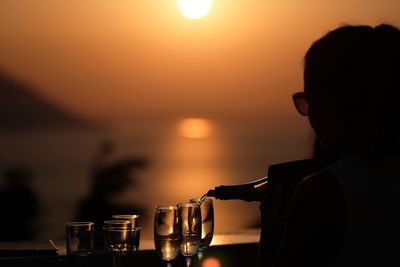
{"left": 0, "top": 0, "right": 399, "bottom": 121}
{"left": 1, "top": 0, "right": 400, "bottom": 240}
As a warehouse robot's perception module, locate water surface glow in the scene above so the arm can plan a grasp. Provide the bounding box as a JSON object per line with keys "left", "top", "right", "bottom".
{"left": 178, "top": 118, "right": 213, "bottom": 139}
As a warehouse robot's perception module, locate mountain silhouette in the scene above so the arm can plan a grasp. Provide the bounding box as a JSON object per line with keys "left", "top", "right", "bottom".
{"left": 0, "top": 71, "right": 94, "bottom": 132}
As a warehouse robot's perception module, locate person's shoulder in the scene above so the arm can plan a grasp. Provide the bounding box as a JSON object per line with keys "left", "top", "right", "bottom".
{"left": 291, "top": 169, "right": 346, "bottom": 222}
{"left": 290, "top": 169, "right": 345, "bottom": 215}
{"left": 296, "top": 169, "right": 340, "bottom": 196}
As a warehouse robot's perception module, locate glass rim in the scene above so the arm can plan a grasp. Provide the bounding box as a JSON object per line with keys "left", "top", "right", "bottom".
{"left": 190, "top": 197, "right": 213, "bottom": 203}
{"left": 112, "top": 214, "right": 140, "bottom": 219}
{"left": 103, "top": 227, "right": 134, "bottom": 231}
{"left": 66, "top": 221, "right": 94, "bottom": 226}
{"left": 155, "top": 205, "right": 178, "bottom": 210}
{"left": 177, "top": 202, "right": 200, "bottom": 208}
{"left": 104, "top": 220, "right": 131, "bottom": 228}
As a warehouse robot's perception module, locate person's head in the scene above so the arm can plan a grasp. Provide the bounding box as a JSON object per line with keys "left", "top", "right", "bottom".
{"left": 294, "top": 24, "right": 400, "bottom": 157}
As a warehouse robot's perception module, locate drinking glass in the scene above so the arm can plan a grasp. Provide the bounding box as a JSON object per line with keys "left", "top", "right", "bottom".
{"left": 178, "top": 202, "right": 202, "bottom": 267}
{"left": 66, "top": 222, "right": 94, "bottom": 256}
{"left": 103, "top": 220, "right": 132, "bottom": 254}
{"left": 190, "top": 197, "right": 214, "bottom": 260}
{"left": 112, "top": 214, "right": 141, "bottom": 252}
{"left": 154, "top": 206, "right": 181, "bottom": 267}
{"left": 103, "top": 220, "right": 132, "bottom": 267}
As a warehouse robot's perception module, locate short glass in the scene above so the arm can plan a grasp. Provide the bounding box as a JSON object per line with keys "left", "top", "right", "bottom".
{"left": 112, "top": 214, "right": 141, "bottom": 252}
{"left": 66, "top": 222, "right": 94, "bottom": 256}
{"left": 103, "top": 220, "right": 132, "bottom": 254}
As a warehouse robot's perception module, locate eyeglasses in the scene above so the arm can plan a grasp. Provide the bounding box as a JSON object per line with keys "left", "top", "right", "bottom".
{"left": 292, "top": 92, "right": 309, "bottom": 116}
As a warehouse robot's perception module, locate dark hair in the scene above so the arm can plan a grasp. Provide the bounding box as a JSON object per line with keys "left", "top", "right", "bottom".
{"left": 304, "top": 24, "right": 400, "bottom": 155}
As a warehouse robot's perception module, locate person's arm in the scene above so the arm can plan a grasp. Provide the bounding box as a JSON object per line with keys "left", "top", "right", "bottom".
{"left": 271, "top": 171, "right": 346, "bottom": 267}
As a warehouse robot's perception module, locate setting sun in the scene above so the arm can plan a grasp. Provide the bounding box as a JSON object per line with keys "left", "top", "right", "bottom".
{"left": 177, "top": 0, "right": 213, "bottom": 19}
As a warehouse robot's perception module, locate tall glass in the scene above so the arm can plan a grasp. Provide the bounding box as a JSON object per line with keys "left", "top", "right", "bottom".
{"left": 154, "top": 206, "right": 181, "bottom": 267}
{"left": 178, "top": 202, "right": 202, "bottom": 267}
{"left": 190, "top": 198, "right": 214, "bottom": 260}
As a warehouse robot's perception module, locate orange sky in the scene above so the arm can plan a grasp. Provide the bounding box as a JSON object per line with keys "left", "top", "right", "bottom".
{"left": 0, "top": 0, "right": 399, "bottom": 121}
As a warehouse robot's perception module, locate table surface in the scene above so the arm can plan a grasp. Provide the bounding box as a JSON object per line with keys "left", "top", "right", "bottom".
{"left": 53, "top": 228, "right": 260, "bottom": 256}
{"left": 0, "top": 229, "right": 261, "bottom": 267}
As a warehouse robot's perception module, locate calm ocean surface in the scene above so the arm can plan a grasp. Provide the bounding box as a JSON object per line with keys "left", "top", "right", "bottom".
{"left": 0, "top": 117, "right": 312, "bottom": 240}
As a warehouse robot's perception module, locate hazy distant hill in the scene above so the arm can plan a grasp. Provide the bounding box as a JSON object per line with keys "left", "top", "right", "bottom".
{"left": 0, "top": 72, "right": 93, "bottom": 132}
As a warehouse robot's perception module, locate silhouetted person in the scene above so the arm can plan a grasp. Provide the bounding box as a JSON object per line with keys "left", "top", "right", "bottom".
{"left": 76, "top": 141, "right": 148, "bottom": 246}
{"left": 0, "top": 166, "right": 39, "bottom": 241}
{"left": 259, "top": 24, "right": 400, "bottom": 267}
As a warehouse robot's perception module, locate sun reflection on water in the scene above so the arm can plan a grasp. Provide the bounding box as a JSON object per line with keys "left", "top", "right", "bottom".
{"left": 178, "top": 118, "right": 213, "bottom": 139}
